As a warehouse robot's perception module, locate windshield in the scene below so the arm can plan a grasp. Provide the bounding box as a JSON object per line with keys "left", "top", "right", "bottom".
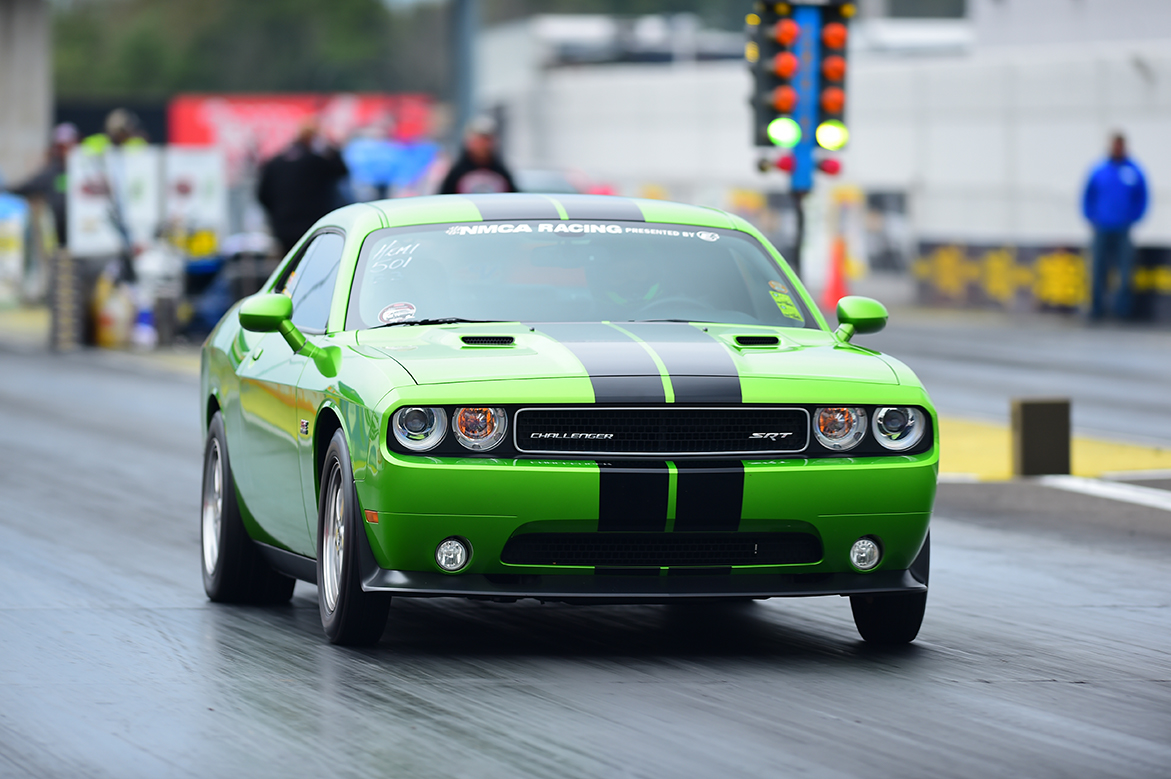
{"left": 346, "top": 221, "right": 814, "bottom": 330}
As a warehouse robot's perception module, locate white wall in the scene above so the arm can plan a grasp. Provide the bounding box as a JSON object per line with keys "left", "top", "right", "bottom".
{"left": 482, "top": 22, "right": 1171, "bottom": 248}
{"left": 972, "top": 0, "right": 1171, "bottom": 48}
{"left": 0, "top": 0, "right": 51, "bottom": 184}
{"left": 847, "top": 39, "right": 1171, "bottom": 245}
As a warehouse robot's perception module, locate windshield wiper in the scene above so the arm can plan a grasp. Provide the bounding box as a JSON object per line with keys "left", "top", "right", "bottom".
{"left": 628, "top": 318, "right": 719, "bottom": 324}
{"left": 373, "top": 318, "right": 505, "bottom": 329}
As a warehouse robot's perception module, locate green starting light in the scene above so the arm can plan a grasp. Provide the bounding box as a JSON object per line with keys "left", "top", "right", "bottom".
{"left": 766, "top": 117, "right": 802, "bottom": 148}
{"left": 815, "top": 120, "right": 849, "bottom": 150}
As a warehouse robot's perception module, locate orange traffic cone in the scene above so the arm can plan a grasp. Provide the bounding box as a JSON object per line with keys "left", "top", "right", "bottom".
{"left": 822, "top": 235, "right": 850, "bottom": 311}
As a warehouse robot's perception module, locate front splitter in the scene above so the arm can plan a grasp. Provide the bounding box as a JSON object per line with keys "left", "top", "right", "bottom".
{"left": 360, "top": 568, "right": 925, "bottom": 603}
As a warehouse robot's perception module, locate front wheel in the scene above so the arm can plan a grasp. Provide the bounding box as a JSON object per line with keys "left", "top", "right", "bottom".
{"left": 850, "top": 534, "right": 929, "bottom": 644}
{"left": 317, "top": 429, "right": 390, "bottom": 646}
{"left": 850, "top": 591, "right": 927, "bottom": 645}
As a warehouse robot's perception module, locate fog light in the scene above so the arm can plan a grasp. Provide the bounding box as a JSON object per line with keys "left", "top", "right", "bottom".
{"left": 850, "top": 538, "right": 881, "bottom": 571}
{"left": 436, "top": 537, "right": 470, "bottom": 572}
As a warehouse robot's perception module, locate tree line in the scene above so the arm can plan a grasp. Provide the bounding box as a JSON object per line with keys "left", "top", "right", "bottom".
{"left": 54, "top": 0, "right": 742, "bottom": 100}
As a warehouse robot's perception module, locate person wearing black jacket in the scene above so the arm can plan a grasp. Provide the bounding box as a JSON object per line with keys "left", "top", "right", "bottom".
{"left": 8, "top": 123, "right": 78, "bottom": 247}
{"left": 438, "top": 116, "right": 517, "bottom": 195}
{"left": 258, "top": 122, "right": 349, "bottom": 254}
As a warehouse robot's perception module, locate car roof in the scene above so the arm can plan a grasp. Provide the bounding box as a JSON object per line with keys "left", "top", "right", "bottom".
{"left": 362, "top": 193, "right": 741, "bottom": 231}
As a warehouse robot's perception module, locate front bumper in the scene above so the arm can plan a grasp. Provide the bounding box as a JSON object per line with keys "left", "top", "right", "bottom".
{"left": 355, "top": 451, "right": 938, "bottom": 589}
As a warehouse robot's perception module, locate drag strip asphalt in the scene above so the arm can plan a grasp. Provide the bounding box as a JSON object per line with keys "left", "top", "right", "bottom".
{"left": 0, "top": 346, "right": 1168, "bottom": 779}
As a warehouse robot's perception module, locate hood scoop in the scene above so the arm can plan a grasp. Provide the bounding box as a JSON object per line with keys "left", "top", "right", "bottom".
{"left": 734, "top": 335, "right": 780, "bottom": 347}
{"left": 461, "top": 335, "right": 515, "bottom": 347}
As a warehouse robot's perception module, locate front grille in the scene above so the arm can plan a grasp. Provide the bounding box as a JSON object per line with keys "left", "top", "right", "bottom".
{"left": 501, "top": 532, "right": 822, "bottom": 567}
{"left": 514, "top": 407, "right": 808, "bottom": 455}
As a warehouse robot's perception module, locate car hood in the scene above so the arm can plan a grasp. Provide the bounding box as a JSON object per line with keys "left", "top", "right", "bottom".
{"left": 355, "top": 322, "right": 900, "bottom": 388}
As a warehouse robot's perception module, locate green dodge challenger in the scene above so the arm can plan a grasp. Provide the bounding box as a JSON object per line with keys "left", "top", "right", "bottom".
{"left": 200, "top": 193, "right": 936, "bottom": 646}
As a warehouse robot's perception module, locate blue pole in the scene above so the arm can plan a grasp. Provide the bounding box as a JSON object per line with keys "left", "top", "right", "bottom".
{"left": 790, "top": 4, "right": 821, "bottom": 193}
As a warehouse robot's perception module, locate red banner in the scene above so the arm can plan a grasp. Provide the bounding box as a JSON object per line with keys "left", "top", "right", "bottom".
{"left": 168, "top": 93, "right": 433, "bottom": 180}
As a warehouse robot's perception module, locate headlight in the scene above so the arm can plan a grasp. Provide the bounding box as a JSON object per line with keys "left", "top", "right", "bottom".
{"left": 391, "top": 407, "right": 447, "bottom": 452}
{"left": 872, "top": 406, "right": 925, "bottom": 451}
{"left": 452, "top": 407, "right": 507, "bottom": 451}
{"left": 814, "top": 406, "right": 867, "bottom": 451}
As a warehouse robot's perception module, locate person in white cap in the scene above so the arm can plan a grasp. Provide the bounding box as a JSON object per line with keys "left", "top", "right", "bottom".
{"left": 438, "top": 115, "right": 517, "bottom": 195}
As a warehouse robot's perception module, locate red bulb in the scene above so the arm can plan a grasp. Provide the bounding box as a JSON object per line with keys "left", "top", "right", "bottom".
{"left": 771, "top": 86, "right": 798, "bottom": 113}
{"left": 777, "top": 155, "right": 796, "bottom": 172}
{"left": 773, "top": 52, "right": 800, "bottom": 79}
{"left": 818, "top": 158, "right": 842, "bottom": 175}
{"left": 773, "top": 19, "right": 800, "bottom": 47}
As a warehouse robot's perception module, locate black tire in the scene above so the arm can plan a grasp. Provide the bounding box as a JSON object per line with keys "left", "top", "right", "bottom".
{"left": 317, "top": 429, "right": 390, "bottom": 646}
{"left": 201, "top": 412, "right": 296, "bottom": 604}
{"left": 850, "top": 534, "right": 929, "bottom": 645}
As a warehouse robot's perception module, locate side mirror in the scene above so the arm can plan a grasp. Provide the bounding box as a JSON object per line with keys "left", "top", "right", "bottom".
{"left": 237, "top": 293, "right": 341, "bottom": 377}
{"left": 834, "top": 296, "right": 888, "bottom": 343}
{"left": 239, "top": 293, "right": 293, "bottom": 333}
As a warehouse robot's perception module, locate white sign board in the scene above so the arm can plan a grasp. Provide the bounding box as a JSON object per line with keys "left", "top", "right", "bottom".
{"left": 164, "top": 147, "right": 228, "bottom": 244}
{"left": 67, "top": 146, "right": 162, "bottom": 258}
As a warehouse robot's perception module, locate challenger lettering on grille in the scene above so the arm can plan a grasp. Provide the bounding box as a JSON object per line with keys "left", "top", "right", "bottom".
{"left": 530, "top": 432, "right": 615, "bottom": 439}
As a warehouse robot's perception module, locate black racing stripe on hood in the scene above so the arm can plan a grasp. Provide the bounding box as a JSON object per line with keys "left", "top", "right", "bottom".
{"left": 553, "top": 195, "right": 645, "bottom": 221}
{"left": 535, "top": 323, "right": 666, "bottom": 403}
{"left": 462, "top": 194, "right": 561, "bottom": 221}
{"left": 598, "top": 461, "right": 669, "bottom": 532}
{"left": 620, "top": 323, "right": 742, "bottom": 404}
{"left": 672, "top": 461, "right": 744, "bottom": 532}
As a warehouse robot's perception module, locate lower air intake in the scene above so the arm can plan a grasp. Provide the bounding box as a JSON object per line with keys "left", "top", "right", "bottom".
{"left": 501, "top": 532, "right": 822, "bottom": 567}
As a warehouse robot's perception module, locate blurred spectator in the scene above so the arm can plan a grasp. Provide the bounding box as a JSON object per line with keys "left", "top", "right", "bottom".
{"left": 439, "top": 116, "right": 517, "bottom": 195}
{"left": 258, "top": 121, "right": 349, "bottom": 254}
{"left": 7, "top": 122, "right": 78, "bottom": 246}
{"left": 1082, "top": 132, "right": 1149, "bottom": 320}
{"left": 81, "top": 109, "right": 149, "bottom": 153}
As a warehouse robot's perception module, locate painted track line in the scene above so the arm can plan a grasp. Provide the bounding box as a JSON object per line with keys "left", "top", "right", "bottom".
{"left": 1036, "top": 475, "right": 1171, "bottom": 513}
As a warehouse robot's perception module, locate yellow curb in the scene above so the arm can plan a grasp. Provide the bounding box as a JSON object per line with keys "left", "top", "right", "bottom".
{"left": 940, "top": 417, "right": 1171, "bottom": 481}
{"left": 0, "top": 305, "right": 50, "bottom": 342}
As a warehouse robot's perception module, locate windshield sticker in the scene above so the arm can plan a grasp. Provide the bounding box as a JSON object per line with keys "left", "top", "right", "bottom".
{"left": 378, "top": 302, "right": 417, "bottom": 324}
{"left": 370, "top": 239, "right": 421, "bottom": 273}
{"left": 443, "top": 222, "right": 725, "bottom": 238}
{"left": 769, "top": 290, "right": 803, "bottom": 322}
{"left": 769, "top": 280, "right": 790, "bottom": 293}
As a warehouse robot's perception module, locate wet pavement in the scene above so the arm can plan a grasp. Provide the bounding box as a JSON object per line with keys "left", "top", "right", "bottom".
{"left": 1, "top": 344, "right": 1169, "bottom": 778}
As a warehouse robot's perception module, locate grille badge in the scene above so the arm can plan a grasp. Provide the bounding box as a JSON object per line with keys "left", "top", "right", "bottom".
{"left": 530, "top": 432, "right": 614, "bottom": 439}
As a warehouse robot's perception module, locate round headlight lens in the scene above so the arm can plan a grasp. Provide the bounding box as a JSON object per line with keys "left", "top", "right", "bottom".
{"left": 814, "top": 406, "right": 867, "bottom": 451}
{"left": 391, "top": 406, "right": 447, "bottom": 452}
{"left": 872, "top": 406, "right": 925, "bottom": 451}
{"left": 452, "top": 407, "right": 508, "bottom": 451}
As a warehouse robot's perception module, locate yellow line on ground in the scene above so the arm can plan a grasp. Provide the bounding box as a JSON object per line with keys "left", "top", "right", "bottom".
{"left": 940, "top": 417, "right": 1171, "bottom": 481}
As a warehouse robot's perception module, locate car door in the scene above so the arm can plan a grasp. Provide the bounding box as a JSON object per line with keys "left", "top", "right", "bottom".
{"left": 235, "top": 231, "right": 344, "bottom": 556}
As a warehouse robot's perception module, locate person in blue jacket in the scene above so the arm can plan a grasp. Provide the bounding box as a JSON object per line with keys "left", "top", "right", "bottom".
{"left": 1082, "top": 133, "right": 1149, "bottom": 320}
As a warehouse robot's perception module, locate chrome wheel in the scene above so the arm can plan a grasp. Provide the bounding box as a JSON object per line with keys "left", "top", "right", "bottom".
{"left": 202, "top": 439, "right": 222, "bottom": 574}
{"left": 321, "top": 463, "right": 345, "bottom": 614}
